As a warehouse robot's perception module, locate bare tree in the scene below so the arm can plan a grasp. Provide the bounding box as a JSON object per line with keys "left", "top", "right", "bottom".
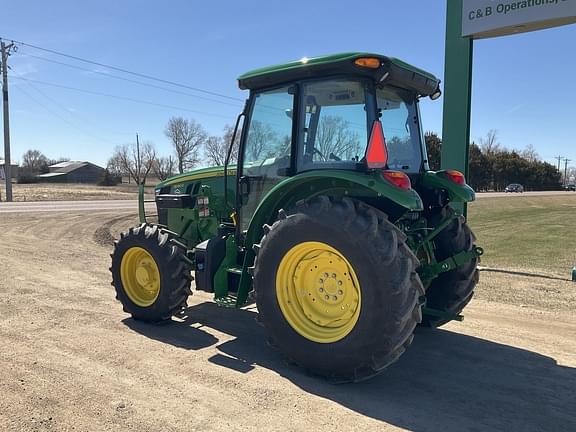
{"left": 246, "top": 120, "right": 277, "bottom": 160}
{"left": 153, "top": 156, "right": 175, "bottom": 181}
{"left": 222, "top": 124, "right": 241, "bottom": 163}
{"left": 21, "top": 149, "right": 49, "bottom": 174}
{"left": 204, "top": 124, "right": 241, "bottom": 166}
{"left": 106, "top": 153, "right": 126, "bottom": 179}
{"left": 164, "top": 117, "right": 207, "bottom": 173}
{"left": 316, "top": 116, "right": 360, "bottom": 161}
{"left": 520, "top": 144, "right": 539, "bottom": 162}
{"left": 479, "top": 129, "right": 501, "bottom": 155}
{"left": 109, "top": 141, "right": 156, "bottom": 185}
{"left": 204, "top": 136, "right": 227, "bottom": 166}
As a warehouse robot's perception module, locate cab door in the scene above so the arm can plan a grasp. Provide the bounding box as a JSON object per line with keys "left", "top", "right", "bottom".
{"left": 237, "top": 86, "right": 295, "bottom": 231}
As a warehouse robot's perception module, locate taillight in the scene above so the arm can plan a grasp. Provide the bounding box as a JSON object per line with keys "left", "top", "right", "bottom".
{"left": 443, "top": 169, "right": 466, "bottom": 185}
{"left": 366, "top": 120, "right": 388, "bottom": 169}
{"left": 383, "top": 170, "right": 411, "bottom": 190}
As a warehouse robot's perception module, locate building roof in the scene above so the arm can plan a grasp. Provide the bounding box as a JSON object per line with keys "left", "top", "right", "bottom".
{"left": 0, "top": 160, "right": 18, "bottom": 166}
{"left": 237, "top": 52, "right": 440, "bottom": 96}
{"left": 49, "top": 161, "right": 103, "bottom": 173}
{"left": 37, "top": 172, "right": 67, "bottom": 178}
{"left": 50, "top": 161, "right": 88, "bottom": 173}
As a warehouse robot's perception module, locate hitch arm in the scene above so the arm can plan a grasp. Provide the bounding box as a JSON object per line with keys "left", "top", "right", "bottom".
{"left": 418, "top": 246, "right": 484, "bottom": 282}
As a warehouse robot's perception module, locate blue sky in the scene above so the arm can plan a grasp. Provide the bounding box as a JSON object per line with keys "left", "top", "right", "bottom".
{"left": 3, "top": 0, "right": 575, "bottom": 168}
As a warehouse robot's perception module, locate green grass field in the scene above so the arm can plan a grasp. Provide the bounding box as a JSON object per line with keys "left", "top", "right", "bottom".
{"left": 467, "top": 194, "right": 576, "bottom": 276}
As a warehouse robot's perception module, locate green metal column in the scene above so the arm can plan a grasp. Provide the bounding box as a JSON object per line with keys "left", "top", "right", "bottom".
{"left": 442, "top": 0, "right": 473, "bottom": 215}
{"left": 442, "top": 0, "right": 473, "bottom": 185}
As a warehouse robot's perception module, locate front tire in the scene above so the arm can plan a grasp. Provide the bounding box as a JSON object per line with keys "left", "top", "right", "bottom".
{"left": 110, "top": 224, "right": 192, "bottom": 322}
{"left": 253, "top": 196, "right": 424, "bottom": 382}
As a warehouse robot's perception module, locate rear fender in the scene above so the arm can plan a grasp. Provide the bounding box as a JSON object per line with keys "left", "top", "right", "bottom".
{"left": 235, "top": 170, "right": 423, "bottom": 306}
{"left": 421, "top": 171, "right": 475, "bottom": 202}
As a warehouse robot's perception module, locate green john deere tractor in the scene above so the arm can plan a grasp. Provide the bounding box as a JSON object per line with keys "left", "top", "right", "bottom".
{"left": 110, "top": 52, "right": 482, "bottom": 382}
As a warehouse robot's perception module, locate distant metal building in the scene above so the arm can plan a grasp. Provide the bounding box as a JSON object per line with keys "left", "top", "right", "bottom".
{"left": 37, "top": 161, "right": 105, "bottom": 183}
{"left": 0, "top": 159, "right": 19, "bottom": 180}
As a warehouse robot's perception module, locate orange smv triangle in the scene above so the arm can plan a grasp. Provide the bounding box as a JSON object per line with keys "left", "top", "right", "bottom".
{"left": 366, "top": 120, "right": 388, "bottom": 169}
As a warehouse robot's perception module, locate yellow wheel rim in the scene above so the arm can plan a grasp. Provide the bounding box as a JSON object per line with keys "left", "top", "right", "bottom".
{"left": 275, "top": 241, "right": 361, "bottom": 343}
{"left": 120, "top": 247, "right": 161, "bottom": 307}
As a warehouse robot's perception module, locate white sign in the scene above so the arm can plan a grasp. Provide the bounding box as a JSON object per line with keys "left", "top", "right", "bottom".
{"left": 463, "top": 0, "right": 576, "bottom": 38}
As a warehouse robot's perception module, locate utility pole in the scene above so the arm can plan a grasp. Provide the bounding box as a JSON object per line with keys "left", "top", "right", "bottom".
{"left": 136, "top": 133, "right": 140, "bottom": 185}
{"left": 555, "top": 155, "right": 563, "bottom": 172}
{"left": 564, "top": 158, "right": 571, "bottom": 186}
{"left": 1, "top": 40, "right": 16, "bottom": 202}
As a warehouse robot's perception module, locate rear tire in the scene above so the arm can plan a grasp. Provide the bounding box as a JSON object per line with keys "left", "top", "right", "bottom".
{"left": 110, "top": 224, "right": 192, "bottom": 322}
{"left": 253, "top": 196, "right": 424, "bottom": 382}
{"left": 422, "top": 207, "right": 479, "bottom": 327}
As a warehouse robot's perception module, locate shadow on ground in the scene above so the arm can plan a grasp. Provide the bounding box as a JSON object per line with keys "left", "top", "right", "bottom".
{"left": 125, "top": 302, "right": 576, "bottom": 432}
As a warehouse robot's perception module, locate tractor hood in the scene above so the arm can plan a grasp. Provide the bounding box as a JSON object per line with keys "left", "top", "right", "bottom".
{"left": 155, "top": 165, "right": 237, "bottom": 189}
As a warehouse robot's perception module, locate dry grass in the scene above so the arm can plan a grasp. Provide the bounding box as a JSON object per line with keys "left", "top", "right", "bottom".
{"left": 468, "top": 194, "right": 576, "bottom": 276}
{"left": 475, "top": 271, "right": 575, "bottom": 312}
{"left": 467, "top": 194, "right": 576, "bottom": 312}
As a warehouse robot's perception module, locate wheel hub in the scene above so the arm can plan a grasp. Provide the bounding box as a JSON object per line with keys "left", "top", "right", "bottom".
{"left": 135, "top": 259, "right": 156, "bottom": 287}
{"left": 276, "top": 241, "right": 361, "bottom": 343}
{"left": 120, "top": 247, "right": 161, "bottom": 307}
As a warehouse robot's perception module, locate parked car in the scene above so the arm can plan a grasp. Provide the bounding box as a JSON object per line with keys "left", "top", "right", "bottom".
{"left": 505, "top": 183, "right": 524, "bottom": 193}
{"left": 565, "top": 184, "right": 576, "bottom": 191}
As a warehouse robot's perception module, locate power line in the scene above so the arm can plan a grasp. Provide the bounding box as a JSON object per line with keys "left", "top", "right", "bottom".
{"left": 11, "top": 75, "right": 235, "bottom": 120}
{"left": 19, "top": 52, "right": 243, "bottom": 108}
{"left": 13, "top": 83, "right": 122, "bottom": 146}
{"left": 17, "top": 51, "right": 280, "bottom": 116}
{"left": 26, "top": 85, "right": 129, "bottom": 144}
{"left": 14, "top": 68, "right": 125, "bottom": 137}
{"left": 2, "top": 37, "right": 244, "bottom": 102}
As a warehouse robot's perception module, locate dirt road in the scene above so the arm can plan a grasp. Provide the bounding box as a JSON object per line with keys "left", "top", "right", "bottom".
{"left": 0, "top": 210, "right": 574, "bottom": 432}
{"left": 0, "top": 200, "right": 155, "bottom": 213}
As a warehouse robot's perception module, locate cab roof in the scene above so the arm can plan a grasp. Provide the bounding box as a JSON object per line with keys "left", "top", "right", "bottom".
{"left": 237, "top": 52, "right": 440, "bottom": 97}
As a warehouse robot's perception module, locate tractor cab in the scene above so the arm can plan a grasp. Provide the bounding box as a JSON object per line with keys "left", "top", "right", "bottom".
{"left": 233, "top": 53, "right": 441, "bottom": 231}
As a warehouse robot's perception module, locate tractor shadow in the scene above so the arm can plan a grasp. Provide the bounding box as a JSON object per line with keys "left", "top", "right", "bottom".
{"left": 126, "top": 301, "right": 576, "bottom": 432}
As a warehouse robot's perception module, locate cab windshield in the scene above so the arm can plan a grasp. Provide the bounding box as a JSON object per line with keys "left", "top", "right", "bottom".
{"left": 298, "top": 79, "right": 423, "bottom": 173}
